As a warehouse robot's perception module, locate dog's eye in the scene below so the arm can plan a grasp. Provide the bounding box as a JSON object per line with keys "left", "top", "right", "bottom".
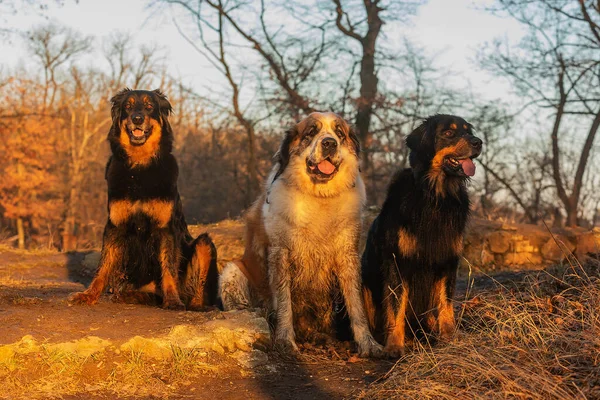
{"left": 334, "top": 127, "right": 345, "bottom": 140}
{"left": 444, "top": 130, "right": 455, "bottom": 138}
{"left": 124, "top": 104, "right": 132, "bottom": 110}
{"left": 145, "top": 104, "right": 153, "bottom": 110}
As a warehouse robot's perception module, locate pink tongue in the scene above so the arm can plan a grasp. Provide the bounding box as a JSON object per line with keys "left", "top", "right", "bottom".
{"left": 132, "top": 128, "right": 145, "bottom": 138}
{"left": 459, "top": 159, "right": 476, "bottom": 176}
{"left": 317, "top": 160, "right": 336, "bottom": 175}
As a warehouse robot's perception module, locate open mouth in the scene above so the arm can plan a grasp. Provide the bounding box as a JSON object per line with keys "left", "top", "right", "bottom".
{"left": 128, "top": 127, "right": 150, "bottom": 144}
{"left": 306, "top": 158, "right": 339, "bottom": 181}
{"left": 444, "top": 156, "right": 477, "bottom": 177}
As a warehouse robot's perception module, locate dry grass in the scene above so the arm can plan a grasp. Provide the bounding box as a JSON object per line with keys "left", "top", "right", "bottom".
{"left": 0, "top": 344, "right": 222, "bottom": 399}
{"left": 360, "top": 255, "right": 600, "bottom": 399}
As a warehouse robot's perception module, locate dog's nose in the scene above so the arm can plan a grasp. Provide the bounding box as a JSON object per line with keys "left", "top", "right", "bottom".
{"left": 469, "top": 136, "right": 483, "bottom": 149}
{"left": 132, "top": 114, "right": 144, "bottom": 125}
{"left": 321, "top": 137, "right": 337, "bottom": 156}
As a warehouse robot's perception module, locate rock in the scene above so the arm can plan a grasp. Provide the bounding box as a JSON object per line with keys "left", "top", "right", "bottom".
{"left": 541, "top": 235, "right": 576, "bottom": 261}
{"left": 513, "top": 240, "right": 536, "bottom": 253}
{"left": 49, "top": 336, "right": 111, "bottom": 358}
{"left": 0, "top": 335, "right": 110, "bottom": 360}
{"left": 481, "top": 249, "right": 495, "bottom": 265}
{"left": 82, "top": 251, "right": 101, "bottom": 275}
{"left": 487, "top": 231, "right": 512, "bottom": 254}
{"left": 120, "top": 310, "right": 271, "bottom": 360}
{"left": 500, "top": 223, "right": 517, "bottom": 231}
{"left": 576, "top": 231, "right": 600, "bottom": 257}
{"left": 504, "top": 252, "right": 543, "bottom": 266}
{"left": 232, "top": 349, "right": 269, "bottom": 369}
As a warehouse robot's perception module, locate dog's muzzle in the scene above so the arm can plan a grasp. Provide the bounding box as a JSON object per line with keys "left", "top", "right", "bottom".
{"left": 444, "top": 136, "right": 483, "bottom": 177}
{"left": 321, "top": 137, "right": 337, "bottom": 158}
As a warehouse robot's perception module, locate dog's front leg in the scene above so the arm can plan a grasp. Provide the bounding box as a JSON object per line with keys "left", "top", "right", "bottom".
{"left": 70, "top": 227, "right": 122, "bottom": 305}
{"left": 158, "top": 229, "right": 185, "bottom": 310}
{"left": 337, "top": 253, "right": 383, "bottom": 358}
{"left": 268, "top": 246, "right": 297, "bottom": 353}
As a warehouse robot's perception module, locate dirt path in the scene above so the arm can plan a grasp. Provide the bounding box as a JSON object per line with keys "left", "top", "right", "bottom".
{"left": 0, "top": 241, "right": 536, "bottom": 400}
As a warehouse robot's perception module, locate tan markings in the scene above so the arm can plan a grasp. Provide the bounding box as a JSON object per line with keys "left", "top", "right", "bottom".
{"left": 434, "top": 277, "right": 455, "bottom": 340}
{"left": 362, "top": 287, "right": 376, "bottom": 331}
{"left": 425, "top": 311, "right": 437, "bottom": 333}
{"left": 161, "top": 270, "right": 179, "bottom": 298}
{"left": 296, "top": 112, "right": 350, "bottom": 136}
{"left": 71, "top": 242, "right": 120, "bottom": 304}
{"left": 463, "top": 124, "right": 468, "bottom": 130}
{"left": 398, "top": 228, "right": 417, "bottom": 257}
{"left": 384, "top": 283, "right": 409, "bottom": 355}
{"left": 453, "top": 235, "right": 464, "bottom": 254}
{"left": 450, "top": 123, "right": 457, "bottom": 130}
{"left": 138, "top": 282, "right": 157, "bottom": 293}
{"left": 157, "top": 237, "right": 184, "bottom": 310}
{"left": 185, "top": 242, "right": 213, "bottom": 308}
{"left": 426, "top": 138, "right": 470, "bottom": 198}
{"left": 109, "top": 199, "right": 173, "bottom": 227}
{"left": 140, "top": 200, "right": 173, "bottom": 227}
{"left": 109, "top": 200, "right": 133, "bottom": 226}
{"left": 159, "top": 243, "right": 179, "bottom": 295}
{"left": 119, "top": 119, "right": 162, "bottom": 167}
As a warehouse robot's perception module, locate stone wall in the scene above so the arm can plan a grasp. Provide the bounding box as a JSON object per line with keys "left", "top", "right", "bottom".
{"left": 463, "top": 219, "right": 600, "bottom": 268}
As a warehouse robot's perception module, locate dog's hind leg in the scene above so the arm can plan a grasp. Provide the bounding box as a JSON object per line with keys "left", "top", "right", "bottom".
{"left": 181, "top": 233, "right": 218, "bottom": 311}
{"left": 219, "top": 261, "right": 252, "bottom": 311}
{"left": 158, "top": 230, "right": 185, "bottom": 310}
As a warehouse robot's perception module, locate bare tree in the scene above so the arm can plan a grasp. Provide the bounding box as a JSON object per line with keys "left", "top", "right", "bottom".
{"left": 166, "top": 0, "right": 263, "bottom": 203}
{"left": 25, "top": 23, "right": 92, "bottom": 110}
{"left": 482, "top": 0, "right": 600, "bottom": 226}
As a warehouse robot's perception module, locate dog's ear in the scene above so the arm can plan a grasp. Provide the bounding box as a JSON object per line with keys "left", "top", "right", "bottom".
{"left": 349, "top": 125, "right": 361, "bottom": 157}
{"left": 272, "top": 126, "right": 298, "bottom": 183}
{"left": 406, "top": 116, "right": 437, "bottom": 160}
{"left": 110, "top": 88, "right": 131, "bottom": 125}
{"left": 152, "top": 89, "right": 173, "bottom": 121}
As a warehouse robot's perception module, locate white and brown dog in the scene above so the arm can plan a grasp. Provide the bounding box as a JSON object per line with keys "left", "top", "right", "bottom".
{"left": 219, "top": 112, "right": 383, "bottom": 357}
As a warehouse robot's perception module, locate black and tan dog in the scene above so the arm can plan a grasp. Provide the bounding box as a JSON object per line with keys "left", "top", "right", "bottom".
{"left": 71, "top": 89, "right": 218, "bottom": 310}
{"left": 361, "top": 114, "right": 482, "bottom": 357}
{"left": 219, "top": 112, "right": 383, "bottom": 357}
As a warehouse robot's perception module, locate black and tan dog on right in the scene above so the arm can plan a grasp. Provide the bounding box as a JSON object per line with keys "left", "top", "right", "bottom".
{"left": 361, "top": 114, "right": 482, "bottom": 357}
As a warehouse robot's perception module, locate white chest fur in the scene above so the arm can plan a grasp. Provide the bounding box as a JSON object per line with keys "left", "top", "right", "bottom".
{"left": 263, "top": 177, "right": 365, "bottom": 264}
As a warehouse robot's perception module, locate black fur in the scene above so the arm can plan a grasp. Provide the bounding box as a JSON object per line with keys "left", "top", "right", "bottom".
{"left": 71, "top": 89, "right": 218, "bottom": 310}
{"left": 361, "top": 114, "right": 482, "bottom": 355}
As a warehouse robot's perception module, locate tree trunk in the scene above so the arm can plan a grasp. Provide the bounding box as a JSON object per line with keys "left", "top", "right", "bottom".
{"left": 243, "top": 120, "right": 259, "bottom": 205}
{"left": 16, "top": 217, "right": 25, "bottom": 250}
{"left": 565, "top": 204, "right": 578, "bottom": 227}
{"left": 355, "top": 2, "right": 382, "bottom": 189}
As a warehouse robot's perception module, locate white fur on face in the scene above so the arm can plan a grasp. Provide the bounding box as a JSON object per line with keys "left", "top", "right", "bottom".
{"left": 283, "top": 112, "right": 360, "bottom": 199}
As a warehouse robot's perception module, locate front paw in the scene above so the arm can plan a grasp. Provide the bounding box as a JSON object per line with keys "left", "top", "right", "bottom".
{"left": 162, "top": 297, "right": 186, "bottom": 311}
{"left": 357, "top": 336, "right": 384, "bottom": 358}
{"left": 383, "top": 343, "right": 405, "bottom": 359}
{"left": 274, "top": 337, "right": 299, "bottom": 354}
{"left": 69, "top": 291, "right": 99, "bottom": 305}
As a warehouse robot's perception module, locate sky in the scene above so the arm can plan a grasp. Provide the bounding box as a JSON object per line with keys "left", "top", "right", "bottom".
{"left": 0, "top": 0, "right": 526, "bottom": 105}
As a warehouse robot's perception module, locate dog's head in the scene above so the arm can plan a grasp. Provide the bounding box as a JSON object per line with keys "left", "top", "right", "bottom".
{"left": 273, "top": 112, "right": 361, "bottom": 197}
{"left": 109, "top": 88, "right": 173, "bottom": 164}
{"left": 406, "top": 115, "right": 482, "bottom": 195}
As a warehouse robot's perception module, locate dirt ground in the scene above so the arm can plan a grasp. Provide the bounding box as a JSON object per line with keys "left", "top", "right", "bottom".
{"left": 0, "top": 222, "right": 542, "bottom": 400}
